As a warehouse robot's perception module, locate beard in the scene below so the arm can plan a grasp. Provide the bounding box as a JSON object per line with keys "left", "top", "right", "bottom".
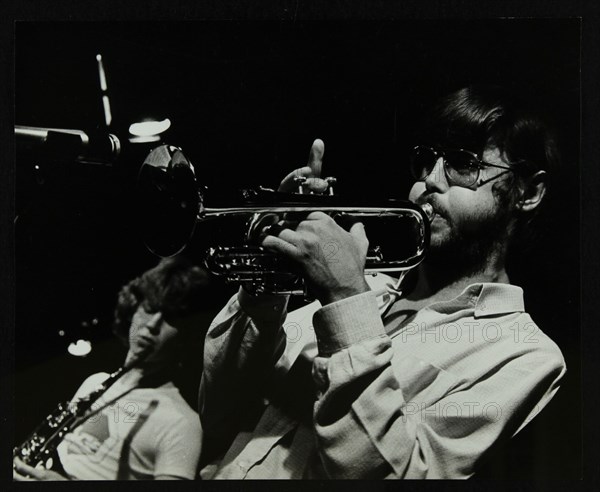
{"left": 425, "top": 204, "right": 513, "bottom": 279}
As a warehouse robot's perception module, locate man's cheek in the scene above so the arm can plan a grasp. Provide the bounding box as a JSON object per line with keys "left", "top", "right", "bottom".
{"left": 408, "top": 183, "right": 422, "bottom": 203}
{"left": 457, "top": 207, "right": 496, "bottom": 234}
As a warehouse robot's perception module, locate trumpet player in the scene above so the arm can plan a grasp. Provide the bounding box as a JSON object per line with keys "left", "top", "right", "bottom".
{"left": 197, "top": 85, "right": 566, "bottom": 479}
{"left": 14, "top": 257, "right": 209, "bottom": 480}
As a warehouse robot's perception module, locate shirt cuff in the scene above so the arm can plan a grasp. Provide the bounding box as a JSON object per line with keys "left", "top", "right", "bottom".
{"left": 313, "top": 291, "right": 387, "bottom": 356}
{"left": 237, "top": 286, "right": 289, "bottom": 324}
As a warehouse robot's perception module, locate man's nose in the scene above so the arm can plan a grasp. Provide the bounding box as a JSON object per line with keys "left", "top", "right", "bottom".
{"left": 145, "top": 313, "right": 163, "bottom": 334}
{"left": 424, "top": 157, "right": 448, "bottom": 193}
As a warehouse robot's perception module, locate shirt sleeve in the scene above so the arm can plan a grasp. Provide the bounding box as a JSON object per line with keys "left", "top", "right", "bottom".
{"left": 310, "top": 292, "right": 566, "bottom": 479}
{"left": 198, "top": 287, "right": 290, "bottom": 460}
{"left": 154, "top": 415, "right": 203, "bottom": 480}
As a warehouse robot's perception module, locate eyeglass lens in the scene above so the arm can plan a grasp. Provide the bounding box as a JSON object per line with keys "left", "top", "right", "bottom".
{"left": 410, "top": 147, "right": 479, "bottom": 187}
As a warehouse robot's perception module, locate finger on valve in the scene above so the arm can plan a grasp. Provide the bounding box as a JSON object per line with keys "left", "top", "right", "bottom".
{"left": 278, "top": 139, "right": 327, "bottom": 193}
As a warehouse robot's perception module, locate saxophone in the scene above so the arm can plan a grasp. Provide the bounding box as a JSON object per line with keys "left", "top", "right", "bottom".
{"left": 13, "top": 349, "right": 149, "bottom": 469}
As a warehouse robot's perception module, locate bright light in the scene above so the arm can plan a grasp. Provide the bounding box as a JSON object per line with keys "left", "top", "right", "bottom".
{"left": 68, "top": 339, "right": 92, "bottom": 357}
{"left": 102, "top": 95, "right": 112, "bottom": 126}
{"left": 129, "top": 118, "right": 171, "bottom": 137}
{"left": 96, "top": 54, "right": 108, "bottom": 91}
{"left": 129, "top": 135, "right": 161, "bottom": 144}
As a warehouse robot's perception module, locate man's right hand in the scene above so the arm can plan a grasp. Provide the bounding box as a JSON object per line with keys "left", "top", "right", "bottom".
{"left": 244, "top": 139, "right": 331, "bottom": 297}
{"left": 260, "top": 139, "right": 371, "bottom": 305}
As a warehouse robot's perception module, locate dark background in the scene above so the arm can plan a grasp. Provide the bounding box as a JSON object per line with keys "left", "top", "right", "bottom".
{"left": 14, "top": 20, "right": 580, "bottom": 478}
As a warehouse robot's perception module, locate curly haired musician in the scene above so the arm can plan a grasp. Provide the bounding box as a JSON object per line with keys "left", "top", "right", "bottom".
{"left": 198, "top": 86, "right": 566, "bottom": 479}
{"left": 14, "top": 257, "right": 208, "bottom": 480}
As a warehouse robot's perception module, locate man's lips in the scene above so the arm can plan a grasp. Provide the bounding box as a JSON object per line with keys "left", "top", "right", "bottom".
{"left": 136, "top": 335, "right": 155, "bottom": 349}
{"left": 417, "top": 199, "right": 446, "bottom": 221}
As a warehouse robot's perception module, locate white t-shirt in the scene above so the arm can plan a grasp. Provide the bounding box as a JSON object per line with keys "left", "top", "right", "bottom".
{"left": 57, "top": 372, "right": 202, "bottom": 480}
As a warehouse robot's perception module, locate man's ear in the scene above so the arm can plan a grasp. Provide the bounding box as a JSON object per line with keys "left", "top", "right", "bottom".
{"left": 517, "top": 170, "right": 547, "bottom": 213}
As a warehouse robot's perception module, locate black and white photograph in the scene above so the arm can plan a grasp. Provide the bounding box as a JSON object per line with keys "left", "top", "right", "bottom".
{"left": 6, "top": 7, "right": 592, "bottom": 483}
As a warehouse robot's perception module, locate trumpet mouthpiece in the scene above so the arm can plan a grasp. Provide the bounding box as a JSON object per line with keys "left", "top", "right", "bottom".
{"left": 421, "top": 203, "right": 435, "bottom": 222}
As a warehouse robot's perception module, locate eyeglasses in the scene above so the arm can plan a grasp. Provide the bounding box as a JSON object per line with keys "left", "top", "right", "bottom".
{"left": 410, "top": 145, "right": 520, "bottom": 189}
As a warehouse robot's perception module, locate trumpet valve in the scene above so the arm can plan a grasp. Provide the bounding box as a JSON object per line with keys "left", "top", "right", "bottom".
{"left": 293, "top": 176, "right": 307, "bottom": 193}
{"left": 293, "top": 175, "right": 337, "bottom": 195}
{"left": 325, "top": 176, "right": 337, "bottom": 195}
{"left": 421, "top": 202, "right": 435, "bottom": 222}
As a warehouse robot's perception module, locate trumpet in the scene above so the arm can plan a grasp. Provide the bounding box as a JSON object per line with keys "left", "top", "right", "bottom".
{"left": 137, "top": 144, "right": 434, "bottom": 295}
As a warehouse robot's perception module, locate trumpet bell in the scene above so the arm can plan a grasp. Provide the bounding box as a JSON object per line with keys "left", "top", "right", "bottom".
{"left": 137, "top": 145, "right": 200, "bottom": 257}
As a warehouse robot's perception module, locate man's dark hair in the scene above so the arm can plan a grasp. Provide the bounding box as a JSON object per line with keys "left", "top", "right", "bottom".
{"left": 421, "top": 85, "right": 560, "bottom": 175}
{"left": 418, "top": 85, "right": 561, "bottom": 243}
{"left": 112, "top": 256, "right": 214, "bottom": 347}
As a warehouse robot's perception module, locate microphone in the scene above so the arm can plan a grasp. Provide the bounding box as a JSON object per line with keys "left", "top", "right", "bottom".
{"left": 15, "top": 125, "right": 121, "bottom": 165}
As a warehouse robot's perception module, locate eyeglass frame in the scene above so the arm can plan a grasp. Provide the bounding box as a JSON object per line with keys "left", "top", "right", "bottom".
{"left": 410, "top": 145, "right": 525, "bottom": 190}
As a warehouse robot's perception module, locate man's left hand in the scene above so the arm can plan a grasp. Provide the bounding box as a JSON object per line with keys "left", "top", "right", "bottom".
{"left": 261, "top": 211, "right": 370, "bottom": 305}
{"left": 13, "top": 457, "right": 69, "bottom": 481}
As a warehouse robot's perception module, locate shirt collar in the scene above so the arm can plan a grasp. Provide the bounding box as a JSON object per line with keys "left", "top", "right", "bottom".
{"left": 470, "top": 282, "right": 525, "bottom": 317}
{"left": 367, "top": 274, "right": 525, "bottom": 318}
{"left": 365, "top": 274, "right": 403, "bottom": 313}
{"left": 421, "top": 282, "right": 526, "bottom": 318}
